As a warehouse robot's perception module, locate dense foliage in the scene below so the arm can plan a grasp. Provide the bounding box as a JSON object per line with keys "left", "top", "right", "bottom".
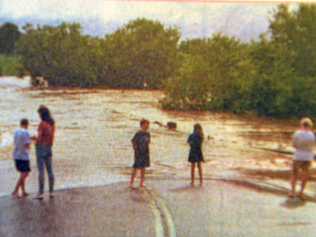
{"left": 0, "top": 55, "right": 23, "bottom": 76}
{"left": 0, "top": 23, "right": 21, "bottom": 55}
{"left": 16, "top": 19, "right": 180, "bottom": 88}
{"left": 99, "top": 19, "right": 180, "bottom": 88}
{"left": 162, "top": 3, "right": 316, "bottom": 117}
{"left": 0, "top": 3, "right": 314, "bottom": 117}
{"left": 16, "top": 24, "right": 99, "bottom": 87}
{"left": 163, "top": 34, "right": 256, "bottom": 112}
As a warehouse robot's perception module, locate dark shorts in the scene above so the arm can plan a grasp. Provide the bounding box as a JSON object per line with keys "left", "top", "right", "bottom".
{"left": 15, "top": 160, "right": 31, "bottom": 173}
{"left": 188, "top": 150, "right": 204, "bottom": 163}
{"left": 133, "top": 154, "right": 150, "bottom": 169}
{"left": 293, "top": 160, "right": 311, "bottom": 175}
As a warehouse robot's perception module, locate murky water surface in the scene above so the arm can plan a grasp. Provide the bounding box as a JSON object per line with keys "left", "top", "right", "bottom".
{"left": 0, "top": 77, "right": 298, "bottom": 195}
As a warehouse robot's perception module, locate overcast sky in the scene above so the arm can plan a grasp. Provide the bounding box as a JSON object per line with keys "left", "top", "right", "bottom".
{"left": 0, "top": 0, "right": 291, "bottom": 41}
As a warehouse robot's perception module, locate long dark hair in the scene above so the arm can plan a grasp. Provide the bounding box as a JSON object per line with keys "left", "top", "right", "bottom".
{"left": 193, "top": 123, "right": 204, "bottom": 141}
{"left": 38, "top": 105, "right": 55, "bottom": 126}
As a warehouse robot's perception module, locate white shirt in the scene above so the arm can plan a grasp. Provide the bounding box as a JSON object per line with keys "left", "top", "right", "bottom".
{"left": 13, "top": 128, "right": 31, "bottom": 161}
{"left": 293, "top": 130, "right": 315, "bottom": 161}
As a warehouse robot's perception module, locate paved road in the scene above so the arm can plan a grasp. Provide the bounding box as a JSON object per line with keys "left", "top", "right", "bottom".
{"left": 0, "top": 184, "right": 155, "bottom": 237}
{"left": 148, "top": 179, "right": 316, "bottom": 237}
{"left": 1, "top": 180, "right": 316, "bottom": 237}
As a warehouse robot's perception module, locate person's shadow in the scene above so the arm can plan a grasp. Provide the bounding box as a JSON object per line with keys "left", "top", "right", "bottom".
{"left": 129, "top": 187, "right": 148, "bottom": 203}
{"left": 281, "top": 197, "right": 306, "bottom": 209}
{"left": 169, "top": 185, "right": 201, "bottom": 193}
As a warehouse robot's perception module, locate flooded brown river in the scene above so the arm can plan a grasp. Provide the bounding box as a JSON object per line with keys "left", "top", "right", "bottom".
{"left": 0, "top": 77, "right": 304, "bottom": 196}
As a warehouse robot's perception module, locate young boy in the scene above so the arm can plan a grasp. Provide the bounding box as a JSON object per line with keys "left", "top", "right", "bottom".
{"left": 12, "top": 119, "right": 32, "bottom": 198}
{"left": 129, "top": 119, "right": 151, "bottom": 188}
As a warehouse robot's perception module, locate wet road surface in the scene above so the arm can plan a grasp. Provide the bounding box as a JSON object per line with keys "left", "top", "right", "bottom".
{"left": 0, "top": 183, "right": 155, "bottom": 237}
{"left": 1, "top": 180, "right": 316, "bottom": 237}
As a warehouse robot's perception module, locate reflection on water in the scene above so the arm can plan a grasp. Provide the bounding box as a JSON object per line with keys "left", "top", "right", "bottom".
{"left": 0, "top": 77, "right": 299, "bottom": 195}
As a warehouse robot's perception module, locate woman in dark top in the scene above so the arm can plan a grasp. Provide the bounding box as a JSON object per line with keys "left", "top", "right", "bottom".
{"left": 34, "top": 105, "right": 56, "bottom": 200}
{"left": 129, "top": 119, "right": 151, "bottom": 188}
{"left": 188, "top": 123, "right": 204, "bottom": 186}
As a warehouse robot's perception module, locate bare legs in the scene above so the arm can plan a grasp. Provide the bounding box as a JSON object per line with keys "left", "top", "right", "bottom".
{"left": 140, "top": 169, "right": 145, "bottom": 187}
{"left": 289, "top": 162, "right": 309, "bottom": 199}
{"left": 12, "top": 172, "right": 29, "bottom": 198}
{"left": 129, "top": 168, "right": 146, "bottom": 188}
{"left": 198, "top": 162, "right": 203, "bottom": 186}
{"left": 129, "top": 168, "right": 137, "bottom": 188}
{"left": 299, "top": 170, "right": 309, "bottom": 198}
{"left": 191, "top": 162, "right": 203, "bottom": 187}
{"left": 289, "top": 173, "right": 297, "bottom": 198}
{"left": 191, "top": 163, "right": 195, "bottom": 186}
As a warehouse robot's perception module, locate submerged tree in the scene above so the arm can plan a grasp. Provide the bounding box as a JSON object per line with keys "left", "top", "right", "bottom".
{"left": 163, "top": 34, "right": 256, "bottom": 112}
{"left": 16, "top": 23, "right": 99, "bottom": 87}
{"left": 100, "top": 18, "right": 180, "bottom": 89}
{"left": 163, "top": 3, "right": 316, "bottom": 117}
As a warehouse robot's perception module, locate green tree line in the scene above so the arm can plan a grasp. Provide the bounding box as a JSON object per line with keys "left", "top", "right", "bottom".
{"left": 0, "top": 3, "right": 315, "bottom": 117}
{"left": 15, "top": 19, "right": 180, "bottom": 88}
{"left": 162, "top": 3, "right": 316, "bottom": 117}
{"left": 0, "top": 22, "right": 23, "bottom": 75}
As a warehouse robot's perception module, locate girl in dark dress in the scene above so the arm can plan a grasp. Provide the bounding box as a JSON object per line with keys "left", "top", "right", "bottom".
{"left": 129, "top": 119, "right": 150, "bottom": 188}
{"left": 188, "top": 123, "right": 204, "bottom": 186}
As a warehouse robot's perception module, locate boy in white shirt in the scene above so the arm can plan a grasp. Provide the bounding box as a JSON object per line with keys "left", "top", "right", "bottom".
{"left": 12, "top": 119, "right": 32, "bottom": 198}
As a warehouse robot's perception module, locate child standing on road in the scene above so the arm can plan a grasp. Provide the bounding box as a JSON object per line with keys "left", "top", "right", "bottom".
{"left": 12, "top": 119, "right": 32, "bottom": 198}
{"left": 289, "top": 117, "right": 315, "bottom": 199}
{"left": 188, "top": 123, "right": 204, "bottom": 186}
{"left": 129, "top": 119, "right": 151, "bottom": 189}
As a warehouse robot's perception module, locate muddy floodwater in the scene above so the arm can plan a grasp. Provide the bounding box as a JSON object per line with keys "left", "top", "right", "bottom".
{"left": 0, "top": 77, "right": 304, "bottom": 196}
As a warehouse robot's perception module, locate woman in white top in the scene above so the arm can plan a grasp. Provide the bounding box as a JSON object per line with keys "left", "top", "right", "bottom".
{"left": 289, "top": 117, "right": 315, "bottom": 199}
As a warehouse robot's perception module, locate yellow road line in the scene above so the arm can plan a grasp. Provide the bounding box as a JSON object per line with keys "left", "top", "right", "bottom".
{"left": 145, "top": 189, "right": 177, "bottom": 237}
{"left": 148, "top": 195, "right": 165, "bottom": 237}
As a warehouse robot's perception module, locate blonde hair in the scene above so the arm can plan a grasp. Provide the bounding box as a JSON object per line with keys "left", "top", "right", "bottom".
{"left": 300, "top": 117, "right": 313, "bottom": 129}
